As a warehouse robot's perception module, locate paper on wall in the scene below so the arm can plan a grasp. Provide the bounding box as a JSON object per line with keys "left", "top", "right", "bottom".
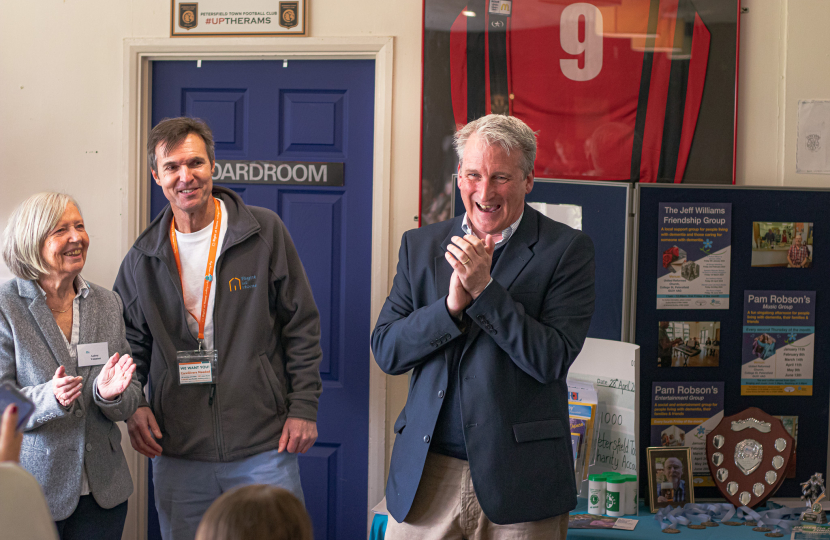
{"left": 528, "top": 202, "right": 583, "bottom": 230}
{"left": 797, "top": 100, "right": 830, "bottom": 174}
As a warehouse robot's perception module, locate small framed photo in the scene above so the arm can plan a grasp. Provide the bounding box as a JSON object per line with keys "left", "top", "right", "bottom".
{"left": 647, "top": 447, "right": 694, "bottom": 512}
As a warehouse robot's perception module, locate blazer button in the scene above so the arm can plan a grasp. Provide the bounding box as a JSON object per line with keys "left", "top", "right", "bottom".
{"left": 438, "top": 390, "right": 445, "bottom": 398}
{"left": 423, "top": 435, "right": 430, "bottom": 443}
{"left": 430, "top": 341, "right": 435, "bottom": 346}
{"left": 86, "top": 443, "right": 93, "bottom": 452}
{"left": 74, "top": 409, "right": 84, "bottom": 417}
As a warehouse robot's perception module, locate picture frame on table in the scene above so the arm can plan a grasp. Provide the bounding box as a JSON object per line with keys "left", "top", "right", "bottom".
{"left": 647, "top": 447, "right": 694, "bottom": 513}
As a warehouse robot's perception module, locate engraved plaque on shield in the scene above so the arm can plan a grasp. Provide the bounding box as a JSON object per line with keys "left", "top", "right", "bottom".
{"left": 706, "top": 407, "right": 793, "bottom": 508}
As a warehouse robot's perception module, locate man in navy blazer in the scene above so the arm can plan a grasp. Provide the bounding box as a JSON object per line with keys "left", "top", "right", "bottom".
{"left": 372, "top": 114, "right": 595, "bottom": 538}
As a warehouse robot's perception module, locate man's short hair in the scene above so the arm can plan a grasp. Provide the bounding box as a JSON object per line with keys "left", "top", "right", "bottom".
{"left": 453, "top": 114, "right": 538, "bottom": 178}
{"left": 2, "top": 192, "right": 82, "bottom": 281}
{"left": 147, "top": 117, "right": 216, "bottom": 173}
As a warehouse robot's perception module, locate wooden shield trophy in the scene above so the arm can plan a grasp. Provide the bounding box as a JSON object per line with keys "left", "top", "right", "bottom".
{"left": 706, "top": 407, "right": 794, "bottom": 508}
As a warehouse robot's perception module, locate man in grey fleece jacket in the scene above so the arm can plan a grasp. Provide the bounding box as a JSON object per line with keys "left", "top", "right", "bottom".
{"left": 113, "top": 117, "right": 322, "bottom": 540}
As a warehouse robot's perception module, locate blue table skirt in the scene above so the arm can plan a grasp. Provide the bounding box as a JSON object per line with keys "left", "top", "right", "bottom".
{"left": 370, "top": 512, "right": 388, "bottom": 540}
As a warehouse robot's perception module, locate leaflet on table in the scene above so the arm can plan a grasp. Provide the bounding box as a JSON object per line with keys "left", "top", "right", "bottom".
{"left": 570, "top": 373, "right": 637, "bottom": 480}
{"left": 568, "top": 380, "right": 597, "bottom": 482}
{"left": 657, "top": 203, "right": 731, "bottom": 309}
{"left": 651, "top": 382, "right": 724, "bottom": 487}
{"left": 742, "top": 291, "right": 815, "bottom": 396}
{"left": 792, "top": 524, "right": 830, "bottom": 539}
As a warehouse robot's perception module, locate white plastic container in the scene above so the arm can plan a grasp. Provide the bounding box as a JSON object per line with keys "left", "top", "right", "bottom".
{"left": 605, "top": 477, "right": 627, "bottom": 517}
{"left": 624, "top": 475, "right": 637, "bottom": 514}
{"left": 588, "top": 474, "right": 606, "bottom": 516}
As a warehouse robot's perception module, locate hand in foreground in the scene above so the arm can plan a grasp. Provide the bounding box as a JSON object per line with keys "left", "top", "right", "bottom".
{"left": 0, "top": 404, "right": 23, "bottom": 462}
{"left": 127, "top": 407, "right": 163, "bottom": 458}
{"left": 97, "top": 353, "right": 136, "bottom": 401}
{"left": 445, "top": 234, "right": 496, "bottom": 299}
{"left": 447, "top": 270, "right": 472, "bottom": 318}
{"left": 278, "top": 418, "right": 317, "bottom": 454}
{"left": 52, "top": 366, "right": 83, "bottom": 408}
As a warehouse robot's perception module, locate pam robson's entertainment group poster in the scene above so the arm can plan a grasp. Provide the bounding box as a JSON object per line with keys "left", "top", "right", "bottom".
{"left": 657, "top": 203, "right": 732, "bottom": 309}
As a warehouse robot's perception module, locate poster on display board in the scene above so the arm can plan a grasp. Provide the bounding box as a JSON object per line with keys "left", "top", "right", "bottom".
{"left": 651, "top": 382, "right": 723, "bottom": 487}
{"left": 657, "top": 203, "right": 731, "bottom": 309}
{"left": 742, "top": 291, "right": 816, "bottom": 396}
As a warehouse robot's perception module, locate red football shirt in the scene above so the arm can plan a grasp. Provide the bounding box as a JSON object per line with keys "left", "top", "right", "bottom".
{"left": 449, "top": 0, "right": 710, "bottom": 182}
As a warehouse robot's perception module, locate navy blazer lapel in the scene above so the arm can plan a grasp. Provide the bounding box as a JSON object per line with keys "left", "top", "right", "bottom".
{"left": 491, "top": 206, "right": 538, "bottom": 290}
{"left": 18, "top": 279, "right": 75, "bottom": 375}
{"left": 461, "top": 206, "right": 538, "bottom": 359}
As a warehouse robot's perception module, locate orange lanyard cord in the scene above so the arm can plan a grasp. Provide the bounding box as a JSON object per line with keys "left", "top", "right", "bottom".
{"left": 169, "top": 197, "right": 222, "bottom": 342}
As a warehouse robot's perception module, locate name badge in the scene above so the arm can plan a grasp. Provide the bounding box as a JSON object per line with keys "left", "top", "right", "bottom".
{"left": 78, "top": 342, "right": 109, "bottom": 367}
{"left": 177, "top": 349, "right": 218, "bottom": 385}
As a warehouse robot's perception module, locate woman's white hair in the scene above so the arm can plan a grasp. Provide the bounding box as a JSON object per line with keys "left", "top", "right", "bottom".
{"left": 2, "top": 192, "right": 82, "bottom": 281}
{"left": 453, "top": 114, "right": 538, "bottom": 177}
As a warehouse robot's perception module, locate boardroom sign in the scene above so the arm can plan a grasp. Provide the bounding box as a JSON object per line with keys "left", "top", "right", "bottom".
{"left": 171, "top": 0, "right": 307, "bottom": 37}
{"left": 211, "top": 160, "right": 343, "bottom": 187}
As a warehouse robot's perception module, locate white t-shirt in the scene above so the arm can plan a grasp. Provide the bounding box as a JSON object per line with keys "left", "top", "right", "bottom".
{"left": 174, "top": 199, "right": 229, "bottom": 350}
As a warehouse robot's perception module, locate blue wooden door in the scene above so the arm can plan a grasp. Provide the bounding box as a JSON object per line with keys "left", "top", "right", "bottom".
{"left": 150, "top": 59, "right": 374, "bottom": 540}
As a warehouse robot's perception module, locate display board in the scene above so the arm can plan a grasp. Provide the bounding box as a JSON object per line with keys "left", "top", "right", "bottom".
{"left": 633, "top": 184, "right": 829, "bottom": 500}
{"left": 454, "top": 178, "right": 632, "bottom": 341}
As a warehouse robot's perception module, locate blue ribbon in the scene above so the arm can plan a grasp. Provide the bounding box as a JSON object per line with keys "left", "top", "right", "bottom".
{"left": 654, "top": 502, "right": 803, "bottom": 533}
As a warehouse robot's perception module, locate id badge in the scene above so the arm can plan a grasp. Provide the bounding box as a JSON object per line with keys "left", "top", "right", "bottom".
{"left": 177, "top": 349, "right": 218, "bottom": 385}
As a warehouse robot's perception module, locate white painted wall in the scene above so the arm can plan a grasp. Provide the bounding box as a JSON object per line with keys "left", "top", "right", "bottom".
{"left": 2, "top": 0, "right": 830, "bottom": 534}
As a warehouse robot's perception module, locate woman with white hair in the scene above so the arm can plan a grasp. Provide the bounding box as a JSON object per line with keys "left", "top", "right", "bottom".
{"left": 0, "top": 192, "right": 141, "bottom": 539}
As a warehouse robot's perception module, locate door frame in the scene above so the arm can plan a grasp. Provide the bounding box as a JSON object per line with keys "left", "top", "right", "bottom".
{"left": 120, "top": 36, "right": 393, "bottom": 540}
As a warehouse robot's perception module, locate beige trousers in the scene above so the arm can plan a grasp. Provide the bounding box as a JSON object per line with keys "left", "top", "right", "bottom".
{"left": 385, "top": 452, "right": 568, "bottom": 540}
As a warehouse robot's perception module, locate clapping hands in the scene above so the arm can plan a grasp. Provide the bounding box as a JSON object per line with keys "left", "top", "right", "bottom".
{"left": 445, "top": 234, "right": 495, "bottom": 317}
{"left": 52, "top": 366, "right": 82, "bottom": 408}
{"left": 97, "top": 353, "right": 136, "bottom": 401}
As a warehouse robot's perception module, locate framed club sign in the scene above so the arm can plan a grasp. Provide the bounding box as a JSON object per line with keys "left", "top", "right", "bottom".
{"left": 171, "top": 0, "right": 308, "bottom": 37}
{"left": 706, "top": 407, "right": 794, "bottom": 508}
{"left": 419, "top": 0, "right": 740, "bottom": 225}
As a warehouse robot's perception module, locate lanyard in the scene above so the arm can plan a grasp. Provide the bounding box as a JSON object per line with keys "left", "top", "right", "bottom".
{"left": 169, "top": 197, "right": 222, "bottom": 343}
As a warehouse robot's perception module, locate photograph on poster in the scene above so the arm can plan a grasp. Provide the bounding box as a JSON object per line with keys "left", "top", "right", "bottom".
{"left": 647, "top": 447, "right": 694, "bottom": 512}
{"left": 658, "top": 321, "right": 720, "bottom": 367}
{"left": 751, "top": 222, "right": 813, "bottom": 268}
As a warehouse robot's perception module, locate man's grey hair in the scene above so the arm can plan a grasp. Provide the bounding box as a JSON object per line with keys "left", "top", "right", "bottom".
{"left": 2, "top": 192, "right": 82, "bottom": 281}
{"left": 453, "top": 114, "right": 538, "bottom": 178}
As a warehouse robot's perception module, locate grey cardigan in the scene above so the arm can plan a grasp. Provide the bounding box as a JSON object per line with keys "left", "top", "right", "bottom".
{"left": 0, "top": 278, "right": 141, "bottom": 521}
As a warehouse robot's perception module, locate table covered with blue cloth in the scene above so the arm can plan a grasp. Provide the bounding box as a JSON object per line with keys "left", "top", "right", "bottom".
{"left": 369, "top": 499, "right": 805, "bottom": 540}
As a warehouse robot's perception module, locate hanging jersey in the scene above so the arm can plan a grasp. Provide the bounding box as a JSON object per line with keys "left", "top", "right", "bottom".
{"left": 448, "top": 0, "right": 710, "bottom": 183}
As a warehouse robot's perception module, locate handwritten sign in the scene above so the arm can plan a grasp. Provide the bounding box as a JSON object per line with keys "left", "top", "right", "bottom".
{"left": 568, "top": 338, "right": 640, "bottom": 498}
